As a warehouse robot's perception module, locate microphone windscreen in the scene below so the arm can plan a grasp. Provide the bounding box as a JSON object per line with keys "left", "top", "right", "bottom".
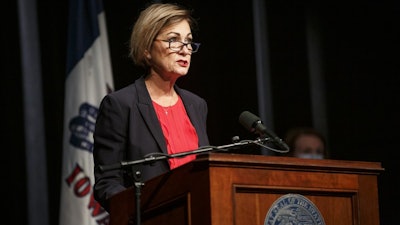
{"left": 238, "top": 111, "right": 260, "bottom": 132}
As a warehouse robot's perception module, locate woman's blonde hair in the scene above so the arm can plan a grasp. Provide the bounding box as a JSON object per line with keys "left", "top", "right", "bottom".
{"left": 129, "top": 3, "right": 197, "bottom": 69}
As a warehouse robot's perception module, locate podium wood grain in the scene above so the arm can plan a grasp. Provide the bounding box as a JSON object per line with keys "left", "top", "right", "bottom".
{"left": 109, "top": 153, "right": 383, "bottom": 225}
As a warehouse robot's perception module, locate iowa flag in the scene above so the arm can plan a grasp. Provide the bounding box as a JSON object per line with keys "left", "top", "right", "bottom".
{"left": 59, "top": 0, "right": 113, "bottom": 224}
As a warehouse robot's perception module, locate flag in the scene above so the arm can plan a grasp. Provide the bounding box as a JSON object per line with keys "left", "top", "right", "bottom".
{"left": 59, "top": 0, "right": 113, "bottom": 224}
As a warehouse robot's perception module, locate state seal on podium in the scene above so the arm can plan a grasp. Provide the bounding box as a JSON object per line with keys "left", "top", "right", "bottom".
{"left": 264, "top": 193, "right": 326, "bottom": 225}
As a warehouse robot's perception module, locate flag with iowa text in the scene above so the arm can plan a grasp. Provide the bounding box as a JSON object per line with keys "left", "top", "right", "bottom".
{"left": 59, "top": 0, "right": 113, "bottom": 224}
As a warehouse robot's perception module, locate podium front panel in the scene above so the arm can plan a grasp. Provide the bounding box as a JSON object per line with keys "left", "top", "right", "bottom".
{"left": 109, "top": 153, "right": 383, "bottom": 225}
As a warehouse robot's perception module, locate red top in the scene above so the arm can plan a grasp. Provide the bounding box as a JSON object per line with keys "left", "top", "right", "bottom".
{"left": 152, "top": 96, "right": 199, "bottom": 169}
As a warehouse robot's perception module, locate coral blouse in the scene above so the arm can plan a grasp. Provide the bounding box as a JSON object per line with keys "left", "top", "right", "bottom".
{"left": 152, "top": 96, "right": 199, "bottom": 169}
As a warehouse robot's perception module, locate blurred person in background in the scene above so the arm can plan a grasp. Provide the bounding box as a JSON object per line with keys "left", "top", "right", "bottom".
{"left": 284, "top": 127, "right": 328, "bottom": 159}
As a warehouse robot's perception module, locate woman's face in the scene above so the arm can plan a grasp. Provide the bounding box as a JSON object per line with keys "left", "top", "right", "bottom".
{"left": 148, "top": 20, "right": 193, "bottom": 79}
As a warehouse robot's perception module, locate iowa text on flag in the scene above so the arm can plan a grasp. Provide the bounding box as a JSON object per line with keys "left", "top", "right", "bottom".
{"left": 59, "top": 0, "right": 114, "bottom": 225}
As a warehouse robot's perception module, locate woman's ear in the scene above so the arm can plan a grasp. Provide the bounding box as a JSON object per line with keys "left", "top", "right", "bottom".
{"left": 144, "top": 50, "right": 151, "bottom": 60}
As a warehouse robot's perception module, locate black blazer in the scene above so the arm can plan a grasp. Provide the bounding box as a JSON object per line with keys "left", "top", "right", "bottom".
{"left": 93, "top": 76, "right": 209, "bottom": 210}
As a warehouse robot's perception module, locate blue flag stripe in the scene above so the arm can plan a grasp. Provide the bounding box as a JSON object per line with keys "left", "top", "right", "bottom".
{"left": 66, "top": 0, "right": 103, "bottom": 75}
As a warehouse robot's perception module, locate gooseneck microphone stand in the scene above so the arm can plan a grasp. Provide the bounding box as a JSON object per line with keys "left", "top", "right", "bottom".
{"left": 98, "top": 137, "right": 280, "bottom": 225}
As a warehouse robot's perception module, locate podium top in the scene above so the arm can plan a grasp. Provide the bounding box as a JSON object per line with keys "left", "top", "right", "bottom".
{"left": 194, "top": 153, "right": 384, "bottom": 175}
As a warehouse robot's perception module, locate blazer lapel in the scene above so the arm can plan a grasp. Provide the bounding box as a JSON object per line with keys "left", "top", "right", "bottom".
{"left": 135, "top": 77, "right": 168, "bottom": 154}
{"left": 178, "top": 88, "right": 200, "bottom": 136}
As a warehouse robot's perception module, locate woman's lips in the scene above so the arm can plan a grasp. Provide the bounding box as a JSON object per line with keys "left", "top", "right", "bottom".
{"left": 177, "top": 60, "right": 188, "bottom": 67}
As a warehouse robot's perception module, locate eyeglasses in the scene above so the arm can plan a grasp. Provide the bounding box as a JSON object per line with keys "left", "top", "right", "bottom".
{"left": 156, "top": 39, "right": 201, "bottom": 53}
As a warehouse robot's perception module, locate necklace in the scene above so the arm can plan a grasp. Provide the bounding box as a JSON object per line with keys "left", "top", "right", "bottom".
{"left": 162, "top": 93, "right": 174, "bottom": 115}
{"left": 162, "top": 106, "right": 170, "bottom": 115}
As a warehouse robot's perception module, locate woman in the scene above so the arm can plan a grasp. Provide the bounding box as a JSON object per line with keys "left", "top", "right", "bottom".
{"left": 93, "top": 3, "right": 209, "bottom": 211}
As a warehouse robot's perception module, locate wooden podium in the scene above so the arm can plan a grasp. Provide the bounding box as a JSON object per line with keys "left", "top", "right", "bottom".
{"left": 109, "top": 153, "right": 384, "bottom": 225}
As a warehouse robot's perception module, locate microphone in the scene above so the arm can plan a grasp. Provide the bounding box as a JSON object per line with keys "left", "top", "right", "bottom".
{"left": 238, "top": 111, "right": 289, "bottom": 150}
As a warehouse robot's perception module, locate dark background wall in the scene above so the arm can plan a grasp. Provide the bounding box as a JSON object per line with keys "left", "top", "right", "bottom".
{"left": 3, "top": 1, "right": 398, "bottom": 225}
